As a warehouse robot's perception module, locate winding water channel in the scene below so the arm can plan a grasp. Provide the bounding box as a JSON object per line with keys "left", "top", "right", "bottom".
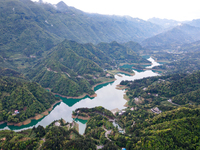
{"left": 0, "top": 57, "right": 160, "bottom": 134}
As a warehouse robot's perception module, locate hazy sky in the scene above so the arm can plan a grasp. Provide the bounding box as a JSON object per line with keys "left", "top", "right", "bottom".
{"left": 33, "top": 0, "right": 200, "bottom": 21}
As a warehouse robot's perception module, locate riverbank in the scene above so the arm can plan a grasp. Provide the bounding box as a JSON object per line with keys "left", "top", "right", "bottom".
{"left": 123, "top": 91, "right": 130, "bottom": 107}
{"left": 47, "top": 78, "right": 116, "bottom": 100}
{"left": 52, "top": 92, "right": 97, "bottom": 99}
{"left": 119, "top": 62, "right": 151, "bottom": 66}
{"left": 72, "top": 115, "right": 90, "bottom": 120}
{"left": 92, "top": 78, "right": 116, "bottom": 90}
{"left": 1, "top": 100, "right": 62, "bottom": 127}
{"left": 115, "top": 85, "right": 127, "bottom": 90}
{"left": 108, "top": 69, "right": 135, "bottom": 76}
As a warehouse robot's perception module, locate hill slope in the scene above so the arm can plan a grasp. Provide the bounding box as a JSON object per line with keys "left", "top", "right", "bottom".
{"left": 0, "top": 76, "right": 59, "bottom": 124}
{"left": 141, "top": 24, "right": 200, "bottom": 50}
{"left": 0, "top": 0, "right": 162, "bottom": 59}
{"left": 26, "top": 40, "right": 148, "bottom": 97}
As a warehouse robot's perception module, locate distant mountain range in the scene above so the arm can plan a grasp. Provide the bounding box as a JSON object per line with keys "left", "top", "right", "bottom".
{"left": 0, "top": 0, "right": 163, "bottom": 58}
{"left": 141, "top": 24, "right": 200, "bottom": 50}
{"left": 148, "top": 17, "right": 181, "bottom": 29}
{"left": 2, "top": 0, "right": 200, "bottom": 97}
{"left": 178, "top": 40, "right": 200, "bottom": 52}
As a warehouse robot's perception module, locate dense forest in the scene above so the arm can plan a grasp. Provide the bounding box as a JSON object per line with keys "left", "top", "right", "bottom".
{"left": 0, "top": 119, "right": 97, "bottom": 150}
{"left": 1, "top": 106, "right": 200, "bottom": 149}
{"left": 0, "top": 75, "right": 59, "bottom": 123}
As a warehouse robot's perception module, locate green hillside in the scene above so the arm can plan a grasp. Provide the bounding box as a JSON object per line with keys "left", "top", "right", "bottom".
{"left": 0, "top": 76, "right": 59, "bottom": 123}
{"left": 0, "top": 0, "right": 61, "bottom": 58}
{"left": 26, "top": 40, "right": 109, "bottom": 97}
{"left": 141, "top": 24, "right": 200, "bottom": 51}
{"left": 0, "top": 0, "right": 151, "bottom": 98}
{"left": 0, "top": 119, "right": 96, "bottom": 150}
{"left": 130, "top": 107, "right": 200, "bottom": 149}
{"left": 25, "top": 39, "right": 149, "bottom": 97}
{"left": 0, "top": 0, "right": 162, "bottom": 59}
{"left": 97, "top": 41, "right": 150, "bottom": 64}
{"left": 121, "top": 71, "right": 200, "bottom": 108}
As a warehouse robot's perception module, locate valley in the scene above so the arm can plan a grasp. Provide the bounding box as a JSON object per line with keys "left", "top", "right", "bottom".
{"left": 1, "top": 0, "right": 200, "bottom": 149}
{"left": 0, "top": 57, "right": 159, "bottom": 132}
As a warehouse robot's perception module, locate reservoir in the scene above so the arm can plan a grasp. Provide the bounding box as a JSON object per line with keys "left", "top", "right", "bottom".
{"left": 0, "top": 57, "right": 160, "bottom": 134}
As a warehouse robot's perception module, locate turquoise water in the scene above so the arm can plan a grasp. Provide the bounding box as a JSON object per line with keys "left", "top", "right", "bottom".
{"left": 0, "top": 58, "right": 160, "bottom": 134}
{"left": 73, "top": 118, "right": 88, "bottom": 135}
{"left": 158, "top": 62, "right": 167, "bottom": 64}
{"left": 120, "top": 64, "right": 149, "bottom": 73}
{"left": 142, "top": 55, "right": 151, "bottom": 59}
{"left": 0, "top": 102, "right": 61, "bottom": 131}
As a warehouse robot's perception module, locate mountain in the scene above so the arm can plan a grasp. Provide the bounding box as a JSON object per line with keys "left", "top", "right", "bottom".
{"left": 148, "top": 17, "right": 181, "bottom": 28}
{"left": 26, "top": 40, "right": 104, "bottom": 97}
{"left": 141, "top": 24, "right": 200, "bottom": 49}
{"left": 0, "top": 0, "right": 64, "bottom": 58}
{"left": 97, "top": 41, "right": 149, "bottom": 63}
{"left": 0, "top": 0, "right": 153, "bottom": 98}
{"left": 178, "top": 40, "right": 200, "bottom": 52}
{"left": 0, "top": 67, "right": 26, "bottom": 79}
{"left": 186, "top": 18, "right": 200, "bottom": 28}
{"left": 0, "top": 76, "right": 59, "bottom": 124}
{"left": 0, "top": 0, "right": 162, "bottom": 59}
{"left": 122, "top": 41, "right": 146, "bottom": 54}
{"left": 26, "top": 40, "right": 148, "bottom": 97}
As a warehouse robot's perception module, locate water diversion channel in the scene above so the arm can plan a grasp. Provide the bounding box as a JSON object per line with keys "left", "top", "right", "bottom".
{"left": 0, "top": 57, "right": 160, "bottom": 134}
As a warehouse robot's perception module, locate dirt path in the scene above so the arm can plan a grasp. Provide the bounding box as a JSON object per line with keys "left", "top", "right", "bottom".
{"left": 103, "top": 127, "right": 111, "bottom": 141}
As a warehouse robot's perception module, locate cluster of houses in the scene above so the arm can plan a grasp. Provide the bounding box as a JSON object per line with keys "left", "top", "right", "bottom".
{"left": 118, "top": 110, "right": 126, "bottom": 115}
{"left": 151, "top": 107, "right": 162, "bottom": 114}
{"left": 111, "top": 108, "right": 126, "bottom": 116}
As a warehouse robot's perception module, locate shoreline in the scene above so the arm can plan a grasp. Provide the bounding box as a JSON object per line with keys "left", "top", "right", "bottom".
{"left": 118, "top": 70, "right": 135, "bottom": 76}
{"left": 47, "top": 78, "right": 117, "bottom": 100}
{"left": 72, "top": 115, "right": 90, "bottom": 120}
{"left": 52, "top": 92, "right": 97, "bottom": 99}
{"left": 119, "top": 62, "right": 151, "bottom": 66}
{"left": 123, "top": 91, "right": 130, "bottom": 107}
{"left": 115, "top": 84, "right": 127, "bottom": 90}
{"left": 2, "top": 100, "right": 62, "bottom": 127}
{"left": 92, "top": 78, "right": 117, "bottom": 90}
{"left": 108, "top": 70, "right": 135, "bottom": 76}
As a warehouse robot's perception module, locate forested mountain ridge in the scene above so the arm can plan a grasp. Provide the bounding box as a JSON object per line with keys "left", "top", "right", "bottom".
{"left": 26, "top": 42, "right": 103, "bottom": 97}
{"left": 97, "top": 41, "right": 149, "bottom": 63}
{"left": 148, "top": 17, "right": 181, "bottom": 28}
{"left": 25, "top": 39, "right": 149, "bottom": 97}
{"left": 0, "top": 76, "right": 59, "bottom": 124}
{"left": 0, "top": 0, "right": 162, "bottom": 59}
{"left": 178, "top": 40, "right": 200, "bottom": 52}
{"left": 0, "top": 0, "right": 61, "bottom": 58}
{"left": 0, "top": 67, "right": 26, "bottom": 79}
{"left": 141, "top": 24, "right": 200, "bottom": 50}
{"left": 0, "top": 0, "right": 154, "bottom": 98}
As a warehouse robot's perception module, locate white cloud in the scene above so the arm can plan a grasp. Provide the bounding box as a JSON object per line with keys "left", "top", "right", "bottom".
{"left": 33, "top": 0, "right": 200, "bottom": 21}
